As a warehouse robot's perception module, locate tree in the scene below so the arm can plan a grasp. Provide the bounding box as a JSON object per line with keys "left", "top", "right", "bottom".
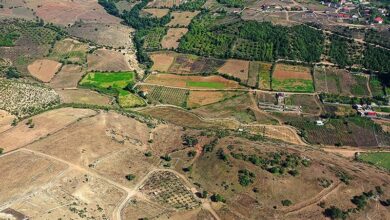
{"left": 211, "top": 194, "right": 226, "bottom": 203}
{"left": 0, "top": 148, "right": 3, "bottom": 155}
{"left": 161, "top": 154, "right": 171, "bottom": 162}
{"left": 187, "top": 150, "right": 196, "bottom": 157}
{"left": 144, "top": 151, "right": 152, "bottom": 157}
{"left": 323, "top": 206, "right": 347, "bottom": 220}
{"left": 125, "top": 174, "right": 136, "bottom": 181}
{"left": 5, "top": 67, "right": 20, "bottom": 79}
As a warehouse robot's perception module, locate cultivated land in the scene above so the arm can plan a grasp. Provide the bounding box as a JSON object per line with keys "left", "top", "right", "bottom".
{"left": 218, "top": 59, "right": 249, "bottom": 83}
{"left": 87, "top": 49, "right": 131, "bottom": 72}
{"left": 49, "top": 64, "right": 85, "bottom": 89}
{"left": 27, "top": 59, "right": 62, "bottom": 82}
{"left": 272, "top": 64, "right": 314, "bottom": 93}
{"left": 145, "top": 74, "right": 242, "bottom": 89}
{"left": 1, "top": 0, "right": 390, "bottom": 219}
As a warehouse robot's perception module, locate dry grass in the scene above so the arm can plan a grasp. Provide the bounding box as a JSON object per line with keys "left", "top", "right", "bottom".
{"left": 161, "top": 28, "right": 188, "bottom": 49}
{"left": 56, "top": 89, "right": 113, "bottom": 106}
{"left": 27, "top": 59, "right": 62, "bottom": 82}
{"left": 167, "top": 11, "right": 200, "bottom": 27}
{"left": 142, "top": 8, "right": 170, "bottom": 18}
{"left": 87, "top": 49, "right": 131, "bottom": 72}
{"left": 218, "top": 59, "right": 250, "bottom": 82}
{"left": 147, "top": 0, "right": 185, "bottom": 8}
{"left": 0, "top": 110, "right": 15, "bottom": 133}
{"left": 150, "top": 52, "right": 176, "bottom": 72}
{"left": 49, "top": 64, "right": 85, "bottom": 89}
{"left": 187, "top": 91, "right": 242, "bottom": 108}
{"left": 0, "top": 108, "right": 96, "bottom": 152}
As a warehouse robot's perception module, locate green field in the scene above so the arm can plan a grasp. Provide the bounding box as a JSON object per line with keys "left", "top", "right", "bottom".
{"left": 80, "top": 71, "right": 135, "bottom": 90}
{"left": 272, "top": 79, "right": 314, "bottom": 93}
{"left": 359, "top": 152, "right": 390, "bottom": 171}
{"left": 0, "top": 32, "right": 20, "bottom": 46}
{"left": 186, "top": 81, "right": 225, "bottom": 89}
{"left": 118, "top": 90, "right": 145, "bottom": 108}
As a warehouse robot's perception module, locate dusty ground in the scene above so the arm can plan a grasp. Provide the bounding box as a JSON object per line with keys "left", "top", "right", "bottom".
{"left": 167, "top": 11, "right": 200, "bottom": 27}
{"left": 27, "top": 59, "right": 62, "bottom": 82}
{"left": 147, "top": 0, "right": 185, "bottom": 8}
{"left": 150, "top": 52, "right": 176, "bottom": 72}
{"left": 0, "top": 108, "right": 96, "bottom": 152}
{"left": 56, "top": 89, "right": 113, "bottom": 106}
{"left": 49, "top": 64, "right": 85, "bottom": 89}
{"left": 0, "top": 110, "right": 15, "bottom": 133}
{"left": 187, "top": 91, "right": 242, "bottom": 108}
{"left": 87, "top": 49, "right": 131, "bottom": 72}
{"left": 161, "top": 28, "right": 188, "bottom": 49}
{"left": 50, "top": 38, "right": 89, "bottom": 64}
{"left": 218, "top": 59, "right": 250, "bottom": 82}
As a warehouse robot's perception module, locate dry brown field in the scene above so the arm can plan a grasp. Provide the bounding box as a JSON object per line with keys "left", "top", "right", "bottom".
{"left": 141, "top": 8, "right": 170, "bottom": 18}
{"left": 187, "top": 91, "right": 242, "bottom": 108}
{"left": 56, "top": 89, "right": 113, "bottom": 106}
{"left": 25, "top": 0, "right": 121, "bottom": 26}
{"left": 49, "top": 64, "right": 85, "bottom": 89}
{"left": 27, "top": 59, "right": 62, "bottom": 82}
{"left": 218, "top": 59, "right": 250, "bottom": 82}
{"left": 150, "top": 52, "right": 176, "bottom": 72}
{"left": 167, "top": 11, "right": 200, "bottom": 27}
{"left": 0, "top": 110, "right": 15, "bottom": 133}
{"left": 0, "top": 4, "right": 37, "bottom": 20}
{"left": 50, "top": 38, "right": 89, "bottom": 64}
{"left": 87, "top": 49, "right": 131, "bottom": 72}
{"left": 245, "top": 125, "right": 304, "bottom": 145}
{"left": 145, "top": 74, "right": 243, "bottom": 89}
{"left": 67, "top": 23, "right": 134, "bottom": 48}
{"left": 273, "top": 64, "right": 312, "bottom": 80}
{"left": 161, "top": 28, "right": 188, "bottom": 49}
{"left": 147, "top": 0, "right": 184, "bottom": 8}
{"left": 0, "top": 108, "right": 96, "bottom": 152}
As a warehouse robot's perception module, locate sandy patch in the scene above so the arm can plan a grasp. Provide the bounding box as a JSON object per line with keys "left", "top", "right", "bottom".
{"left": 161, "top": 28, "right": 188, "bottom": 49}
{"left": 218, "top": 59, "right": 250, "bottom": 82}
{"left": 150, "top": 52, "right": 175, "bottom": 72}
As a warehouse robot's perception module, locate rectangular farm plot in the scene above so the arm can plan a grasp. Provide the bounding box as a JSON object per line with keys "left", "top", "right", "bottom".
{"left": 187, "top": 91, "right": 243, "bottom": 108}
{"left": 138, "top": 85, "right": 189, "bottom": 107}
{"left": 167, "top": 11, "right": 199, "bottom": 27}
{"left": 272, "top": 64, "right": 314, "bottom": 93}
{"left": 168, "top": 53, "right": 225, "bottom": 74}
{"left": 358, "top": 152, "right": 390, "bottom": 171}
{"left": 218, "top": 59, "right": 249, "bottom": 83}
{"left": 161, "top": 28, "right": 188, "bottom": 49}
{"left": 248, "top": 61, "right": 271, "bottom": 89}
{"left": 147, "top": 0, "right": 184, "bottom": 8}
{"left": 150, "top": 52, "right": 175, "bottom": 72}
{"left": 145, "top": 74, "right": 242, "bottom": 89}
{"left": 313, "top": 67, "right": 370, "bottom": 96}
{"left": 80, "top": 71, "right": 135, "bottom": 90}
{"left": 118, "top": 90, "right": 145, "bottom": 108}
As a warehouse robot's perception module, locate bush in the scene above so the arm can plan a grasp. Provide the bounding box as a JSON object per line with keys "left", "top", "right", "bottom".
{"left": 324, "top": 206, "right": 348, "bottom": 220}
{"left": 161, "top": 154, "right": 171, "bottom": 161}
{"left": 144, "top": 151, "right": 152, "bottom": 157}
{"left": 238, "top": 169, "right": 255, "bottom": 186}
{"left": 281, "top": 199, "right": 292, "bottom": 206}
{"left": 211, "top": 194, "right": 226, "bottom": 203}
{"left": 0, "top": 148, "right": 3, "bottom": 154}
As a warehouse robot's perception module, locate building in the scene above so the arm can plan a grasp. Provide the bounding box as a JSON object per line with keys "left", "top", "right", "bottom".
{"left": 316, "top": 120, "right": 324, "bottom": 126}
{"left": 374, "top": 17, "right": 384, "bottom": 24}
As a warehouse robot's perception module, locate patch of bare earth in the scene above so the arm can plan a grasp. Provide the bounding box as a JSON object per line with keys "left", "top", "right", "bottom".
{"left": 49, "top": 64, "right": 85, "bottom": 89}
{"left": 141, "top": 8, "right": 170, "bottom": 18}
{"left": 150, "top": 52, "right": 175, "bottom": 72}
{"left": 87, "top": 49, "right": 131, "bottom": 72}
{"left": 0, "top": 110, "right": 15, "bottom": 133}
{"left": 167, "top": 11, "right": 200, "bottom": 27}
{"left": 218, "top": 59, "right": 250, "bottom": 82}
{"left": 161, "top": 28, "right": 188, "bottom": 49}
{"left": 27, "top": 59, "right": 62, "bottom": 82}
{"left": 0, "top": 108, "right": 96, "bottom": 152}
{"left": 56, "top": 89, "right": 113, "bottom": 106}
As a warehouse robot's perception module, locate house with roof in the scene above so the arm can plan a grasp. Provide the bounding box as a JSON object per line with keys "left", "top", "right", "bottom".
{"left": 374, "top": 17, "right": 383, "bottom": 24}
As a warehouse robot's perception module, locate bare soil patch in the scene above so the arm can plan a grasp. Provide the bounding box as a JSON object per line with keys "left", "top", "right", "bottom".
{"left": 56, "top": 89, "right": 113, "bottom": 106}
{"left": 167, "top": 11, "right": 200, "bottom": 27}
{"left": 50, "top": 38, "right": 89, "bottom": 64}
{"left": 49, "top": 64, "right": 85, "bottom": 89}
{"left": 150, "top": 52, "right": 175, "bottom": 72}
{"left": 147, "top": 0, "right": 184, "bottom": 8}
{"left": 273, "top": 64, "right": 312, "bottom": 80}
{"left": 188, "top": 91, "right": 242, "bottom": 108}
{"left": 141, "top": 8, "right": 170, "bottom": 18}
{"left": 0, "top": 110, "right": 15, "bottom": 133}
{"left": 161, "top": 28, "right": 188, "bottom": 49}
{"left": 0, "top": 150, "right": 67, "bottom": 205}
{"left": 87, "top": 49, "right": 131, "bottom": 72}
{"left": 27, "top": 59, "right": 62, "bottom": 82}
{"left": 0, "top": 108, "right": 96, "bottom": 152}
{"left": 26, "top": 0, "right": 121, "bottom": 26}
{"left": 218, "top": 59, "right": 250, "bottom": 82}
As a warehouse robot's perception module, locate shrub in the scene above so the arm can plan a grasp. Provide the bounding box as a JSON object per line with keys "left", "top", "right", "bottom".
{"left": 238, "top": 169, "right": 255, "bottom": 186}
{"left": 144, "top": 151, "right": 152, "bottom": 157}
{"left": 187, "top": 150, "right": 196, "bottom": 157}
{"left": 161, "top": 154, "right": 171, "bottom": 161}
{"left": 211, "top": 194, "right": 226, "bottom": 203}
{"left": 324, "top": 206, "right": 348, "bottom": 220}
{"left": 0, "top": 148, "right": 3, "bottom": 154}
{"left": 281, "top": 199, "right": 292, "bottom": 206}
